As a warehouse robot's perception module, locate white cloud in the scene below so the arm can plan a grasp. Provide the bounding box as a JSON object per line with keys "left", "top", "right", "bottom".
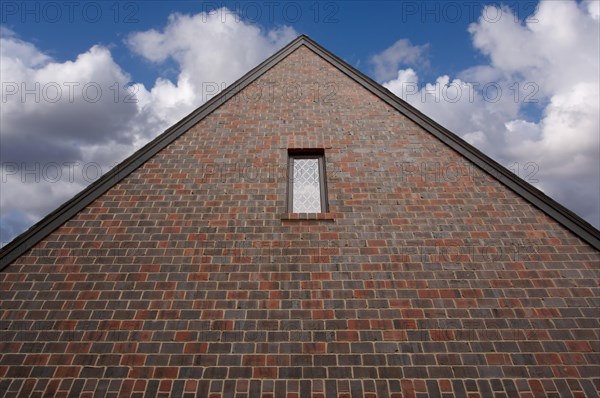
{"left": 587, "top": 0, "right": 600, "bottom": 20}
{"left": 381, "top": 0, "right": 600, "bottom": 228}
{"left": 370, "top": 39, "right": 429, "bottom": 82}
{"left": 127, "top": 9, "right": 297, "bottom": 132}
{"left": 1, "top": 29, "right": 137, "bottom": 232}
{"left": 382, "top": 68, "right": 419, "bottom": 96}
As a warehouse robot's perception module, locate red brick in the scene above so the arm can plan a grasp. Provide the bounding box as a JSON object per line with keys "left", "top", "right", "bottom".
{"left": 253, "top": 367, "right": 277, "bottom": 378}
{"left": 565, "top": 341, "right": 593, "bottom": 352}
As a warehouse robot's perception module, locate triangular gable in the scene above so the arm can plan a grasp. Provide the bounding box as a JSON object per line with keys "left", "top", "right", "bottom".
{"left": 1, "top": 35, "right": 598, "bottom": 270}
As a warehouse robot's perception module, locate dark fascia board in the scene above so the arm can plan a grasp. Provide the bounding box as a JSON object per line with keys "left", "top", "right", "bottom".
{"left": 1, "top": 35, "right": 598, "bottom": 271}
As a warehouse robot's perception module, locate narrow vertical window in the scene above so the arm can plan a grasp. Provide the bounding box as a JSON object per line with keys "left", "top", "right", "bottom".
{"left": 288, "top": 150, "right": 328, "bottom": 213}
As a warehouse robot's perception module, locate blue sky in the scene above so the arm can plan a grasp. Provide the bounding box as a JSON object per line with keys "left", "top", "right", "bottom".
{"left": 1, "top": 0, "right": 599, "bottom": 245}
{"left": 3, "top": 1, "right": 541, "bottom": 84}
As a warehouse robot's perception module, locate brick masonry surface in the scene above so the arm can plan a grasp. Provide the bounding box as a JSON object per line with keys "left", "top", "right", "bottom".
{"left": 1, "top": 45, "right": 599, "bottom": 397}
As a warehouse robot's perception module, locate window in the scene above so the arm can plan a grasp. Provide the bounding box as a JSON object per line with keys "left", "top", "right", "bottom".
{"left": 288, "top": 149, "right": 328, "bottom": 213}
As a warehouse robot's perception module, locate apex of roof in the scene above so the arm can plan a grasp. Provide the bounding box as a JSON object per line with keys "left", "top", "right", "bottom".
{"left": 1, "top": 35, "right": 598, "bottom": 270}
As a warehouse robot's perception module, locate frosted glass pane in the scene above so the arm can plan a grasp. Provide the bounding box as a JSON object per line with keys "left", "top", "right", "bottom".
{"left": 293, "top": 158, "right": 321, "bottom": 213}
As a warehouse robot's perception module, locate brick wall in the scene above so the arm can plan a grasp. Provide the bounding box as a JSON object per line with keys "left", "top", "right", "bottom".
{"left": 1, "top": 45, "right": 598, "bottom": 397}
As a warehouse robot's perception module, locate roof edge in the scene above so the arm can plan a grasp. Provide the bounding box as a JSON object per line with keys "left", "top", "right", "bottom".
{"left": 0, "top": 35, "right": 308, "bottom": 270}
{"left": 1, "top": 34, "right": 598, "bottom": 271}
{"left": 297, "top": 36, "right": 600, "bottom": 250}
